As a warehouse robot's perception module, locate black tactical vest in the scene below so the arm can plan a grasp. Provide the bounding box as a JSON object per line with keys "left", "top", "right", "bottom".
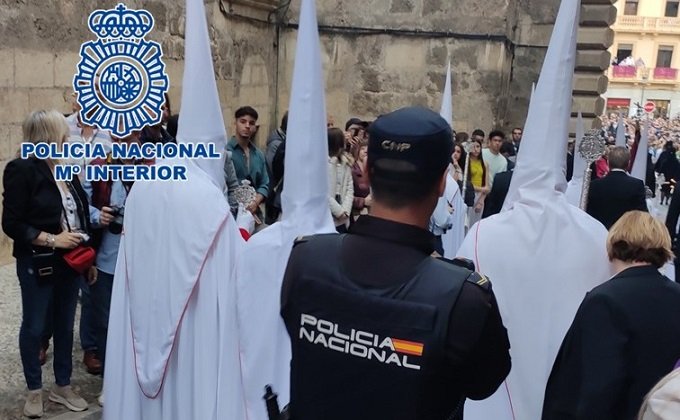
{"left": 281, "top": 234, "right": 471, "bottom": 420}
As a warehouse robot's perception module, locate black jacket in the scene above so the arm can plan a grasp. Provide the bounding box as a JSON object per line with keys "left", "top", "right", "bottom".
{"left": 543, "top": 265, "right": 680, "bottom": 419}
{"left": 482, "top": 170, "right": 513, "bottom": 219}
{"left": 566, "top": 152, "right": 574, "bottom": 182}
{"left": 2, "top": 157, "right": 91, "bottom": 258}
{"left": 666, "top": 184, "right": 680, "bottom": 244}
{"left": 655, "top": 150, "right": 680, "bottom": 182}
{"left": 586, "top": 170, "right": 647, "bottom": 229}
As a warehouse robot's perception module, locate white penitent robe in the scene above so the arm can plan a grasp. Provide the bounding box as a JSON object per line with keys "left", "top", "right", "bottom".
{"left": 236, "top": 222, "right": 297, "bottom": 420}
{"left": 103, "top": 159, "right": 246, "bottom": 420}
{"left": 457, "top": 194, "right": 611, "bottom": 420}
{"left": 442, "top": 175, "right": 466, "bottom": 258}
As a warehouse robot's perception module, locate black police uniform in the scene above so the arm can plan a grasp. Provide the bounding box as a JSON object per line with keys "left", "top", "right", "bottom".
{"left": 281, "top": 216, "right": 511, "bottom": 420}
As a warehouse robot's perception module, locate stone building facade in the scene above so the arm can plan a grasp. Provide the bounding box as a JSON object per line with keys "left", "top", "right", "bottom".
{"left": 0, "top": 0, "right": 614, "bottom": 262}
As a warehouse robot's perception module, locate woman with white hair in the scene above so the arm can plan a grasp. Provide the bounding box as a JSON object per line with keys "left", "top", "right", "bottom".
{"left": 2, "top": 110, "right": 96, "bottom": 417}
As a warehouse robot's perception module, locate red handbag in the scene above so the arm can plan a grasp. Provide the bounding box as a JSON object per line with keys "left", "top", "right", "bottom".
{"left": 58, "top": 182, "right": 96, "bottom": 274}
{"left": 63, "top": 245, "right": 96, "bottom": 274}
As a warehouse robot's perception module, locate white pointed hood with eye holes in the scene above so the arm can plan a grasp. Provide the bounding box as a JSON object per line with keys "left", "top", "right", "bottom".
{"left": 616, "top": 112, "right": 627, "bottom": 147}
{"left": 457, "top": 1, "right": 612, "bottom": 419}
{"left": 235, "top": 0, "right": 335, "bottom": 419}
{"left": 631, "top": 118, "right": 650, "bottom": 182}
{"left": 437, "top": 59, "right": 466, "bottom": 257}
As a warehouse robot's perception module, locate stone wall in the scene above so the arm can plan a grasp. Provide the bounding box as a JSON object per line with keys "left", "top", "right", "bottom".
{"left": 278, "top": 0, "right": 518, "bottom": 133}
{"left": 0, "top": 0, "right": 612, "bottom": 262}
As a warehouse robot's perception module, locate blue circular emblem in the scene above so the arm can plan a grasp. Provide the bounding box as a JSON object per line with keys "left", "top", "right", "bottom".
{"left": 73, "top": 4, "right": 169, "bottom": 138}
{"left": 100, "top": 62, "right": 143, "bottom": 105}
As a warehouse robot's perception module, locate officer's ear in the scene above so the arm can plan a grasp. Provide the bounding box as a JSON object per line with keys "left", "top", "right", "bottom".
{"left": 437, "top": 167, "right": 448, "bottom": 198}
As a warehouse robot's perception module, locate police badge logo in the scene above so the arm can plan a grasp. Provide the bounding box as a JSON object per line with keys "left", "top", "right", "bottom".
{"left": 73, "top": 3, "right": 170, "bottom": 137}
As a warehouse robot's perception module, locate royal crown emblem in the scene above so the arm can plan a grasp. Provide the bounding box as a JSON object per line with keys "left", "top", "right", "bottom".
{"left": 73, "top": 3, "right": 170, "bottom": 138}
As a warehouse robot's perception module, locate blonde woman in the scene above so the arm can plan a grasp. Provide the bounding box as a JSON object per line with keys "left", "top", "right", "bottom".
{"left": 2, "top": 110, "right": 97, "bottom": 417}
{"left": 543, "top": 211, "right": 680, "bottom": 420}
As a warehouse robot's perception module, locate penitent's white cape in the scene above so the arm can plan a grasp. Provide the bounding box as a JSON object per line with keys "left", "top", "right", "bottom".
{"left": 457, "top": 1, "right": 611, "bottom": 419}
{"left": 236, "top": 0, "right": 335, "bottom": 418}
{"left": 616, "top": 112, "right": 626, "bottom": 147}
{"left": 103, "top": 159, "right": 246, "bottom": 420}
{"left": 441, "top": 174, "right": 466, "bottom": 258}
{"left": 103, "top": 0, "right": 246, "bottom": 417}
{"left": 438, "top": 61, "right": 466, "bottom": 257}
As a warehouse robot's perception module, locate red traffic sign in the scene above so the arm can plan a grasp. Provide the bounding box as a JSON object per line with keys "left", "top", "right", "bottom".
{"left": 644, "top": 101, "right": 656, "bottom": 113}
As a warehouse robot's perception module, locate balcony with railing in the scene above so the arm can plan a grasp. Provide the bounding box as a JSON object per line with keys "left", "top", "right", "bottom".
{"left": 609, "top": 66, "right": 679, "bottom": 84}
{"left": 613, "top": 16, "right": 680, "bottom": 34}
{"left": 654, "top": 67, "right": 679, "bottom": 80}
{"left": 612, "top": 65, "right": 638, "bottom": 79}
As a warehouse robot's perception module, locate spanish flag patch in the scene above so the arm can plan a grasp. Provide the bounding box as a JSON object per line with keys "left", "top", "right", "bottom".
{"left": 391, "top": 338, "right": 424, "bottom": 357}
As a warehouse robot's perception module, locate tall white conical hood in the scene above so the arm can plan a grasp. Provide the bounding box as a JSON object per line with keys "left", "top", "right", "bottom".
{"left": 440, "top": 60, "right": 452, "bottom": 126}
{"left": 176, "top": 0, "right": 227, "bottom": 190}
{"left": 631, "top": 118, "right": 650, "bottom": 181}
{"left": 235, "top": 1, "right": 334, "bottom": 417}
{"left": 280, "top": 0, "right": 334, "bottom": 233}
{"left": 438, "top": 59, "right": 466, "bottom": 256}
{"left": 458, "top": 4, "right": 611, "bottom": 420}
{"left": 615, "top": 112, "right": 626, "bottom": 147}
{"left": 502, "top": 0, "right": 579, "bottom": 210}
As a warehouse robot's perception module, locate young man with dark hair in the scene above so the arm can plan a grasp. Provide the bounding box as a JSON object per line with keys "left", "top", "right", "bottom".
{"left": 281, "top": 107, "right": 510, "bottom": 420}
{"left": 227, "top": 106, "right": 269, "bottom": 219}
{"left": 471, "top": 129, "right": 485, "bottom": 144}
{"left": 482, "top": 130, "right": 508, "bottom": 188}
{"left": 511, "top": 127, "right": 523, "bottom": 153}
{"left": 482, "top": 141, "right": 516, "bottom": 219}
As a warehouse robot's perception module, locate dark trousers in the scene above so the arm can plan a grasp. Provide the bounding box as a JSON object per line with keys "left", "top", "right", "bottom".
{"left": 41, "top": 276, "right": 97, "bottom": 353}
{"left": 78, "top": 276, "right": 97, "bottom": 352}
{"left": 91, "top": 270, "right": 114, "bottom": 374}
{"left": 17, "top": 256, "right": 79, "bottom": 390}
{"left": 434, "top": 235, "right": 444, "bottom": 256}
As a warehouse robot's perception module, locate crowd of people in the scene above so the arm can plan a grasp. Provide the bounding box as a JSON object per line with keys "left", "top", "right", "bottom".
{"left": 4, "top": 0, "right": 680, "bottom": 417}
{"left": 9, "top": 94, "right": 680, "bottom": 418}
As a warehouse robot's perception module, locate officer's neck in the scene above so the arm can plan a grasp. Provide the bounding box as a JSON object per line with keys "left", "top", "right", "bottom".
{"left": 369, "top": 201, "right": 432, "bottom": 231}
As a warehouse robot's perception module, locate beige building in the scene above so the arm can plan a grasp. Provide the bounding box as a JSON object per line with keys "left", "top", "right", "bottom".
{"left": 605, "top": 0, "right": 680, "bottom": 117}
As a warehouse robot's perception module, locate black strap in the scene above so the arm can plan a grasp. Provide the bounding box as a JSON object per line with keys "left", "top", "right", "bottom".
{"left": 60, "top": 181, "right": 87, "bottom": 233}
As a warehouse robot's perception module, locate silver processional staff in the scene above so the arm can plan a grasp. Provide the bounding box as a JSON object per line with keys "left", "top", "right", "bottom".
{"left": 578, "top": 129, "right": 606, "bottom": 210}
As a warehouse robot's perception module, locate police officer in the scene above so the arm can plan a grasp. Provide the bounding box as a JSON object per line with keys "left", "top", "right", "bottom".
{"left": 281, "top": 107, "right": 511, "bottom": 420}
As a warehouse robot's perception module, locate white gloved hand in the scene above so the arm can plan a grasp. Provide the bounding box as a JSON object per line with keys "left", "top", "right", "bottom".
{"left": 236, "top": 204, "right": 255, "bottom": 240}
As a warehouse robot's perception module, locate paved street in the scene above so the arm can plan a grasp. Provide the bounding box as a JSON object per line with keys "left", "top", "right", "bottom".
{"left": 0, "top": 262, "right": 102, "bottom": 420}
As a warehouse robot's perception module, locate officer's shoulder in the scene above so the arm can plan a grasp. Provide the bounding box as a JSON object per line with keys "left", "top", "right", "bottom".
{"left": 433, "top": 256, "right": 492, "bottom": 292}
{"left": 292, "top": 233, "right": 340, "bottom": 248}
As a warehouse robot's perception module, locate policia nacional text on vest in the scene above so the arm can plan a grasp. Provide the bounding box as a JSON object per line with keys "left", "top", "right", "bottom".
{"left": 278, "top": 234, "right": 493, "bottom": 420}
